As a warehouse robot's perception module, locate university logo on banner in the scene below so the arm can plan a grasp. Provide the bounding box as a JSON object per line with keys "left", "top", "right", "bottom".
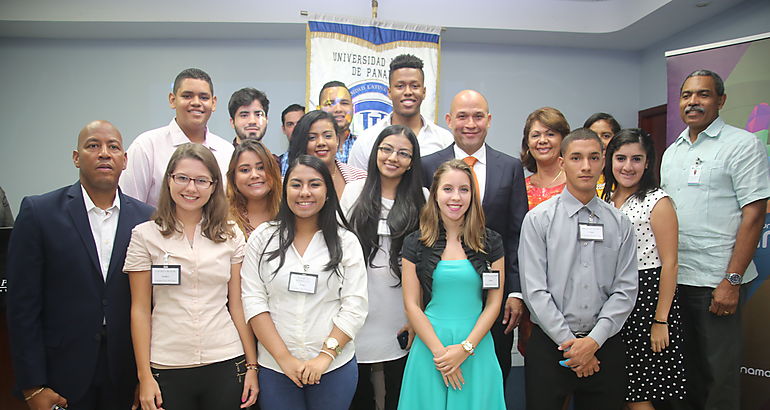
{"left": 306, "top": 14, "right": 441, "bottom": 136}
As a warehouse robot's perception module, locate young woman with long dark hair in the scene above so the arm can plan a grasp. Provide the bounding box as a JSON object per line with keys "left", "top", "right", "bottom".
{"left": 341, "top": 125, "right": 427, "bottom": 410}
{"left": 601, "top": 129, "right": 685, "bottom": 409}
{"left": 241, "top": 155, "right": 368, "bottom": 410}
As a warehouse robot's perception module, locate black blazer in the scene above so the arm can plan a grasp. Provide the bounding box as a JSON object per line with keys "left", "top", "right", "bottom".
{"left": 420, "top": 144, "right": 528, "bottom": 295}
{"left": 6, "top": 182, "right": 153, "bottom": 401}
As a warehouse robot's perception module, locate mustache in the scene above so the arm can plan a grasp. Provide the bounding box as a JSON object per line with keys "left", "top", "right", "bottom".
{"left": 685, "top": 105, "right": 706, "bottom": 114}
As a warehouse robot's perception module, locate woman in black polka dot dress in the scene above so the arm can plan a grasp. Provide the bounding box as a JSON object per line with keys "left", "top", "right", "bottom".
{"left": 601, "top": 129, "right": 686, "bottom": 409}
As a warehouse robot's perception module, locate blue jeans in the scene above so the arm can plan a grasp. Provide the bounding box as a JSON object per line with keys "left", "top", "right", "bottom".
{"left": 258, "top": 358, "right": 358, "bottom": 410}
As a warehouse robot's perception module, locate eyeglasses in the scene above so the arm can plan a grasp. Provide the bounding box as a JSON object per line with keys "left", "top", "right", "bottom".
{"left": 169, "top": 174, "right": 214, "bottom": 188}
{"left": 377, "top": 145, "right": 413, "bottom": 160}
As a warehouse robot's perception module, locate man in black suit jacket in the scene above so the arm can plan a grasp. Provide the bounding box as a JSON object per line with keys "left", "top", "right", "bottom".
{"left": 421, "top": 90, "right": 528, "bottom": 381}
{"left": 6, "top": 121, "right": 153, "bottom": 409}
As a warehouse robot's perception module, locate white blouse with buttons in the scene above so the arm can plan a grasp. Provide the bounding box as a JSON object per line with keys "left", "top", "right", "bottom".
{"left": 618, "top": 188, "right": 669, "bottom": 269}
{"left": 241, "top": 222, "right": 368, "bottom": 374}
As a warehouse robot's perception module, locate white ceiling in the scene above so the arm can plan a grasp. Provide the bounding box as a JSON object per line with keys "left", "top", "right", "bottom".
{"left": 0, "top": 0, "right": 747, "bottom": 50}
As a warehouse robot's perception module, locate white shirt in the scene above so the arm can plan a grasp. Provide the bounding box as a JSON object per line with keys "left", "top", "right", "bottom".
{"left": 120, "top": 118, "right": 234, "bottom": 207}
{"left": 241, "top": 222, "right": 368, "bottom": 373}
{"left": 348, "top": 114, "right": 454, "bottom": 169}
{"left": 453, "top": 144, "right": 487, "bottom": 199}
{"left": 339, "top": 179, "right": 429, "bottom": 363}
{"left": 81, "top": 185, "right": 120, "bottom": 281}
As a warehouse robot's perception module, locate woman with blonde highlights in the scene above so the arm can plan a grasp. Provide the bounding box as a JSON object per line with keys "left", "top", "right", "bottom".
{"left": 226, "top": 139, "right": 282, "bottom": 239}
{"left": 398, "top": 159, "right": 505, "bottom": 409}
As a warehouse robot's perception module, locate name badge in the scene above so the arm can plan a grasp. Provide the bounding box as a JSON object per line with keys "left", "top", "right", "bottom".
{"left": 688, "top": 164, "right": 702, "bottom": 185}
{"left": 482, "top": 270, "right": 500, "bottom": 289}
{"left": 151, "top": 265, "right": 181, "bottom": 285}
{"left": 288, "top": 272, "right": 318, "bottom": 294}
{"left": 578, "top": 223, "right": 604, "bottom": 241}
{"left": 377, "top": 218, "right": 390, "bottom": 236}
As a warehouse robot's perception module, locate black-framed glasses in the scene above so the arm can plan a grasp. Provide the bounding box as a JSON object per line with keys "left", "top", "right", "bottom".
{"left": 377, "top": 145, "right": 413, "bottom": 160}
{"left": 169, "top": 174, "right": 214, "bottom": 188}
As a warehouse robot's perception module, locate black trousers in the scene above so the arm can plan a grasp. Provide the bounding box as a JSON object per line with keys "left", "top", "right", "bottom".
{"left": 349, "top": 355, "right": 407, "bottom": 410}
{"left": 672, "top": 285, "right": 745, "bottom": 410}
{"left": 68, "top": 327, "right": 134, "bottom": 410}
{"left": 525, "top": 325, "right": 626, "bottom": 410}
{"left": 491, "top": 308, "right": 514, "bottom": 383}
{"left": 153, "top": 355, "right": 247, "bottom": 410}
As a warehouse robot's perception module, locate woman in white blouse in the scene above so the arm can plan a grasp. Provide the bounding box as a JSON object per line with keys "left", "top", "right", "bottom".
{"left": 340, "top": 125, "right": 428, "bottom": 410}
{"left": 124, "top": 143, "right": 258, "bottom": 410}
{"left": 241, "top": 155, "right": 368, "bottom": 410}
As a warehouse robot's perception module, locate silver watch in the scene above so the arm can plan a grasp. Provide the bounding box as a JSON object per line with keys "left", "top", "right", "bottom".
{"left": 724, "top": 272, "right": 742, "bottom": 286}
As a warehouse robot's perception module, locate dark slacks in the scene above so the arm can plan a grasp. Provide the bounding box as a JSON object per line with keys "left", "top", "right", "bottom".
{"left": 153, "top": 355, "right": 246, "bottom": 410}
{"left": 350, "top": 355, "right": 407, "bottom": 410}
{"left": 525, "top": 325, "right": 626, "bottom": 410}
{"left": 258, "top": 358, "right": 358, "bottom": 410}
{"left": 68, "top": 327, "right": 134, "bottom": 410}
{"left": 491, "top": 308, "right": 514, "bottom": 383}
{"left": 673, "top": 285, "right": 745, "bottom": 410}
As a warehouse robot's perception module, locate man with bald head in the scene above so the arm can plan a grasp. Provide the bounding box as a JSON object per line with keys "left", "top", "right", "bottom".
{"left": 421, "top": 90, "right": 529, "bottom": 387}
{"left": 7, "top": 121, "right": 153, "bottom": 410}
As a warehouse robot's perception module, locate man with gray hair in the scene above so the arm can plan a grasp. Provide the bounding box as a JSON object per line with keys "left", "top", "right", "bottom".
{"left": 661, "top": 69, "right": 770, "bottom": 410}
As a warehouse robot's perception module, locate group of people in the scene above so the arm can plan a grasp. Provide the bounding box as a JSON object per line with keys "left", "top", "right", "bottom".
{"left": 3, "top": 52, "right": 768, "bottom": 410}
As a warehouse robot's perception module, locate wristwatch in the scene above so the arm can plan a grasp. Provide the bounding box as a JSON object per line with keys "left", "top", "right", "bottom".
{"left": 324, "top": 337, "right": 343, "bottom": 355}
{"left": 461, "top": 340, "right": 475, "bottom": 356}
{"left": 724, "top": 272, "right": 742, "bottom": 286}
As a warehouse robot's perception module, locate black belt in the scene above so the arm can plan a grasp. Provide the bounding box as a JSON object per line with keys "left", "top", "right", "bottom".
{"left": 573, "top": 331, "right": 590, "bottom": 338}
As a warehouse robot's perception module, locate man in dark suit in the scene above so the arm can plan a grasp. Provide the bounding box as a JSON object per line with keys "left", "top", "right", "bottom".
{"left": 421, "top": 90, "right": 528, "bottom": 382}
{"left": 6, "top": 120, "right": 153, "bottom": 410}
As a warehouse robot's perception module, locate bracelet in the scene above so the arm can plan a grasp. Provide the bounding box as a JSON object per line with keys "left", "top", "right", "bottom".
{"left": 652, "top": 319, "right": 668, "bottom": 325}
{"left": 245, "top": 363, "right": 259, "bottom": 371}
{"left": 320, "top": 350, "right": 336, "bottom": 360}
{"left": 24, "top": 387, "right": 46, "bottom": 401}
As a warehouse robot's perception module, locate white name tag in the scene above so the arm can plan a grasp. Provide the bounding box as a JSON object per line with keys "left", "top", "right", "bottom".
{"left": 288, "top": 272, "right": 318, "bottom": 294}
{"left": 578, "top": 223, "right": 604, "bottom": 241}
{"left": 482, "top": 270, "right": 500, "bottom": 289}
{"left": 377, "top": 218, "right": 390, "bottom": 236}
{"left": 688, "top": 164, "right": 702, "bottom": 185}
{"left": 151, "top": 265, "right": 181, "bottom": 285}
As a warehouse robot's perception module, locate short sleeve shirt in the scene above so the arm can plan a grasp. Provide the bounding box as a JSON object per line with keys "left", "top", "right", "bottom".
{"left": 661, "top": 117, "right": 770, "bottom": 286}
{"left": 123, "top": 221, "right": 245, "bottom": 367}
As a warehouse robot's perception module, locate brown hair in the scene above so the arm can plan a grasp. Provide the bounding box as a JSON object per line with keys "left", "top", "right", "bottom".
{"left": 520, "top": 107, "right": 570, "bottom": 173}
{"left": 226, "top": 140, "right": 282, "bottom": 237}
{"left": 154, "top": 143, "right": 233, "bottom": 242}
{"left": 419, "top": 159, "right": 486, "bottom": 252}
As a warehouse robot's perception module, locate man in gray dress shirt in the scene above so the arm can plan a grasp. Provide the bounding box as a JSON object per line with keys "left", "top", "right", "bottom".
{"left": 519, "top": 128, "right": 638, "bottom": 410}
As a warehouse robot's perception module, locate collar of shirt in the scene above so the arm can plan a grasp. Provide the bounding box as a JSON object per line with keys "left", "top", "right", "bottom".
{"left": 169, "top": 118, "right": 218, "bottom": 151}
{"left": 384, "top": 114, "right": 437, "bottom": 135}
{"left": 675, "top": 116, "right": 726, "bottom": 146}
{"left": 81, "top": 184, "right": 120, "bottom": 213}
{"left": 559, "top": 187, "right": 602, "bottom": 219}
{"left": 453, "top": 143, "right": 487, "bottom": 165}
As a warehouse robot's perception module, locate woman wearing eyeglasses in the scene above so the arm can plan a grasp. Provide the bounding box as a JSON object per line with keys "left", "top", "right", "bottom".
{"left": 124, "top": 143, "right": 258, "bottom": 410}
{"left": 341, "top": 125, "right": 428, "bottom": 410}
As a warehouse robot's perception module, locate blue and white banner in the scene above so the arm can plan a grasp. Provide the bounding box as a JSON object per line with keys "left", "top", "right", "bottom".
{"left": 306, "top": 14, "right": 441, "bottom": 135}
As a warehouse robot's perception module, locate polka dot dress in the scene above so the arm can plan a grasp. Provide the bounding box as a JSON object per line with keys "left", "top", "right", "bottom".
{"left": 619, "top": 189, "right": 686, "bottom": 402}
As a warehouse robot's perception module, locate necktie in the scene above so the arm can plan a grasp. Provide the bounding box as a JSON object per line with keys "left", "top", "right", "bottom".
{"left": 462, "top": 156, "right": 480, "bottom": 196}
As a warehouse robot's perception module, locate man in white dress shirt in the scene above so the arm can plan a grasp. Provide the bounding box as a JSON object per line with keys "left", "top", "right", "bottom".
{"left": 120, "top": 68, "right": 233, "bottom": 206}
{"left": 348, "top": 54, "right": 453, "bottom": 169}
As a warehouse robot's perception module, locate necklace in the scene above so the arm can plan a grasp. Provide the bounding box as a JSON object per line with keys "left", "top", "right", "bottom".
{"left": 537, "top": 169, "right": 563, "bottom": 187}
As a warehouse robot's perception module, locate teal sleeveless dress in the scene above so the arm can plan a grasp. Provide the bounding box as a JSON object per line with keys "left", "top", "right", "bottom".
{"left": 397, "top": 259, "right": 506, "bottom": 410}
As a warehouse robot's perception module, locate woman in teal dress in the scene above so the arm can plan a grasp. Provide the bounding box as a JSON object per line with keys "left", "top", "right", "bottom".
{"left": 398, "top": 159, "right": 506, "bottom": 410}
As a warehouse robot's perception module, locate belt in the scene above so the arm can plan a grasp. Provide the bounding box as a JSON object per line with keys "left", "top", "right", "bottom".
{"left": 573, "top": 331, "right": 590, "bottom": 338}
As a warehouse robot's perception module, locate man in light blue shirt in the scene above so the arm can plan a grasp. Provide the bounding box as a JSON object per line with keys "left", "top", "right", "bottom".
{"left": 661, "top": 69, "right": 770, "bottom": 410}
{"left": 519, "top": 128, "right": 638, "bottom": 409}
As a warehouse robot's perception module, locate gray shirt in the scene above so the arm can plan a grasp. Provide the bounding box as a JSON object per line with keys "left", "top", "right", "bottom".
{"left": 0, "top": 186, "right": 13, "bottom": 227}
{"left": 519, "top": 188, "right": 638, "bottom": 347}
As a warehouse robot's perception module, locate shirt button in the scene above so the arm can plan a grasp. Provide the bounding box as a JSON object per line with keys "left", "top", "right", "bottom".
{"left": 583, "top": 263, "right": 588, "bottom": 268}
{"left": 582, "top": 242, "right": 588, "bottom": 247}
